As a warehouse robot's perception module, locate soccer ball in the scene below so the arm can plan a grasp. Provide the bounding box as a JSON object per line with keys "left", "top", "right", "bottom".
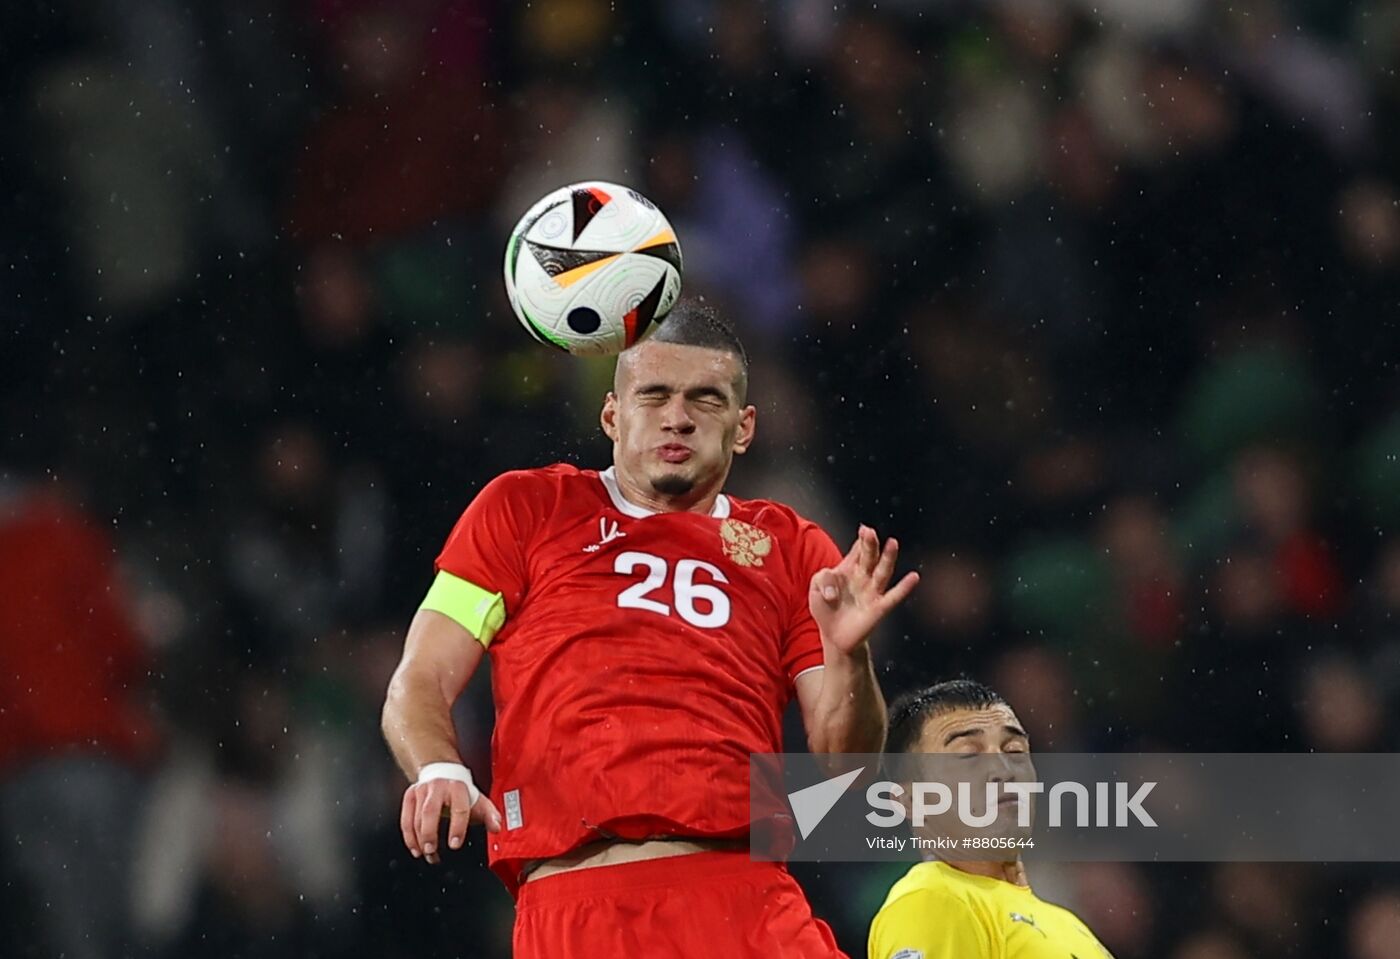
{"left": 503, "top": 181, "right": 683, "bottom": 356}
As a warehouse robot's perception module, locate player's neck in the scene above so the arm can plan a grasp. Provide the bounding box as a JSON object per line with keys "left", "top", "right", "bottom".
{"left": 939, "top": 857, "right": 1030, "bottom": 888}
{"left": 611, "top": 465, "right": 723, "bottom": 516}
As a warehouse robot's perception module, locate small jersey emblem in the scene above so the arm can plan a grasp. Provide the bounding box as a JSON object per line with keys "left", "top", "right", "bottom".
{"left": 1010, "top": 912, "right": 1047, "bottom": 938}
{"left": 583, "top": 517, "right": 626, "bottom": 552}
{"left": 890, "top": 950, "right": 924, "bottom": 959}
{"left": 720, "top": 518, "right": 772, "bottom": 567}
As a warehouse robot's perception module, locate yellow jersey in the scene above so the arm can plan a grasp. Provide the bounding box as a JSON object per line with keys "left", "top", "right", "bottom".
{"left": 868, "top": 861, "right": 1115, "bottom": 959}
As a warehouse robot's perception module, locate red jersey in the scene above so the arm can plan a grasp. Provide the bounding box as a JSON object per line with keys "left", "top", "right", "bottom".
{"left": 434, "top": 464, "right": 841, "bottom": 893}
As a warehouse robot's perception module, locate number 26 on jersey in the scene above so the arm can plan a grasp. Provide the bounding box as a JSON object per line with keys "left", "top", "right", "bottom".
{"left": 614, "top": 550, "right": 731, "bottom": 628}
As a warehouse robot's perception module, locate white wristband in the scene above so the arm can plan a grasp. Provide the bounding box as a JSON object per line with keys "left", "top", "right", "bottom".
{"left": 416, "top": 762, "right": 481, "bottom": 807}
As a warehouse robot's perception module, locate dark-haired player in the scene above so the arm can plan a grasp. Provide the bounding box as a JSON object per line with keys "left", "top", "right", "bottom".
{"left": 869, "top": 680, "right": 1114, "bottom": 959}
{"left": 382, "top": 300, "right": 919, "bottom": 958}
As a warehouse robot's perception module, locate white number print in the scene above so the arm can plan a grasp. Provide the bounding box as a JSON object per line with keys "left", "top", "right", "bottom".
{"left": 614, "top": 551, "right": 731, "bottom": 628}
{"left": 673, "top": 559, "right": 730, "bottom": 628}
{"left": 614, "top": 551, "right": 670, "bottom": 616}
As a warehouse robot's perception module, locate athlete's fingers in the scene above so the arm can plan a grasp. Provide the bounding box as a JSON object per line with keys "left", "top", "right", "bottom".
{"left": 871, "top": 536, "right": 900, "bottom": 592}
{"left": 472, "top": 792, "right": 504, "bottom": 834}
{"left": 446, "top": 782, "right": 473, "bottom": 850}
{"left": 878, "top": 570, "right": 921, "bottom": 612}
{"left": 417, "top": 784, "right": 447, "bottom": 862}
{"left": 811, "top": 568, "right": 845, "bottom": 605}
{"left": 400, "top": 787, "right": 421, "bottom": 858}
{"left": 858, "top": 525, "right": 880, "bottom": 576}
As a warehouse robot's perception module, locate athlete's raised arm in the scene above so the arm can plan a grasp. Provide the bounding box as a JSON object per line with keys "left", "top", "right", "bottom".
{"left": 797, "top": 525, "right": 919, "bottom": 755}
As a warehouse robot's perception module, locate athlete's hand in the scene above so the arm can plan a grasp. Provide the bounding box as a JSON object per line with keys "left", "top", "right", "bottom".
{"left": 400, "top": 778, "right": 503, "bottom": 864}
{"left": 809, "top": 525, "right": 919, "bottom": 655}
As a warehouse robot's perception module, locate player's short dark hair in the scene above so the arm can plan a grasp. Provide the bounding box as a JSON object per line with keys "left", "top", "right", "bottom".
{"left": 646, "top": 298, "right": 749, "bottom": 402}
{"left": 886, "top": 679, "right": 1009, "bottom": 755}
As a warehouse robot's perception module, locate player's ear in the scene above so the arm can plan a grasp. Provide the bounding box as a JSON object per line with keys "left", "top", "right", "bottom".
{"left": 601, "top": 392, "right": 620, "bottom": 442}
{"left": 732, "top": 405, "right": 756, "bottom": 455}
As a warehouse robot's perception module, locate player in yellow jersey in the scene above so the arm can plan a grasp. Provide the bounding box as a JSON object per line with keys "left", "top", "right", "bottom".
{"left": 868, "top": 680, "right": 1114, "bottom": 959}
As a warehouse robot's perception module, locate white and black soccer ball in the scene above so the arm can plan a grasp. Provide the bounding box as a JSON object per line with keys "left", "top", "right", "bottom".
{"left": 503, "top": 181, "right": 683, "bottom": 356}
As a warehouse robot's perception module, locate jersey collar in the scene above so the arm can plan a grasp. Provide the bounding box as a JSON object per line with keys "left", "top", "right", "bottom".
{"left": 599, "top": 466, "right": 731, "bottom": 519}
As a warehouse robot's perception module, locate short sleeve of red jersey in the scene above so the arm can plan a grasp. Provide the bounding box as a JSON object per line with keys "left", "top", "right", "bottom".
{"left": 434, "top": 470, "right": 551, "bottom": 615}
{"left": 782, "top": 521, "right": 844, "bottom": 682}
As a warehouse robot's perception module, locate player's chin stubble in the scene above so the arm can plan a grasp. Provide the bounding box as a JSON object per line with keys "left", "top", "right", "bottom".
{"left": 650, "top": 472, "right": 695, "bottom": 496}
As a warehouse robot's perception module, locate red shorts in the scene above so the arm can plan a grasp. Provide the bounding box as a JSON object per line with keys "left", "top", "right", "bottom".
{"left": 513, "top": 850, "right": 848, "bottom": 959}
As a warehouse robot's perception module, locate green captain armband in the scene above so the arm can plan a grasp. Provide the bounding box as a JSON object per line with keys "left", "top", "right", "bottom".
{"left": 419, "top": 571, "right": 506, "bottom": 647}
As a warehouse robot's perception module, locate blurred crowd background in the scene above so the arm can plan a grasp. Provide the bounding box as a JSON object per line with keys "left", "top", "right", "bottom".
{"left": 2, "top": 0, "right": 1399, "bottom": 956}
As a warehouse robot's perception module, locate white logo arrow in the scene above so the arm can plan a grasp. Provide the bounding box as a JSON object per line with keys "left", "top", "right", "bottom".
{"left": 788, "top": 766, "right": 865, "bottom": 839}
